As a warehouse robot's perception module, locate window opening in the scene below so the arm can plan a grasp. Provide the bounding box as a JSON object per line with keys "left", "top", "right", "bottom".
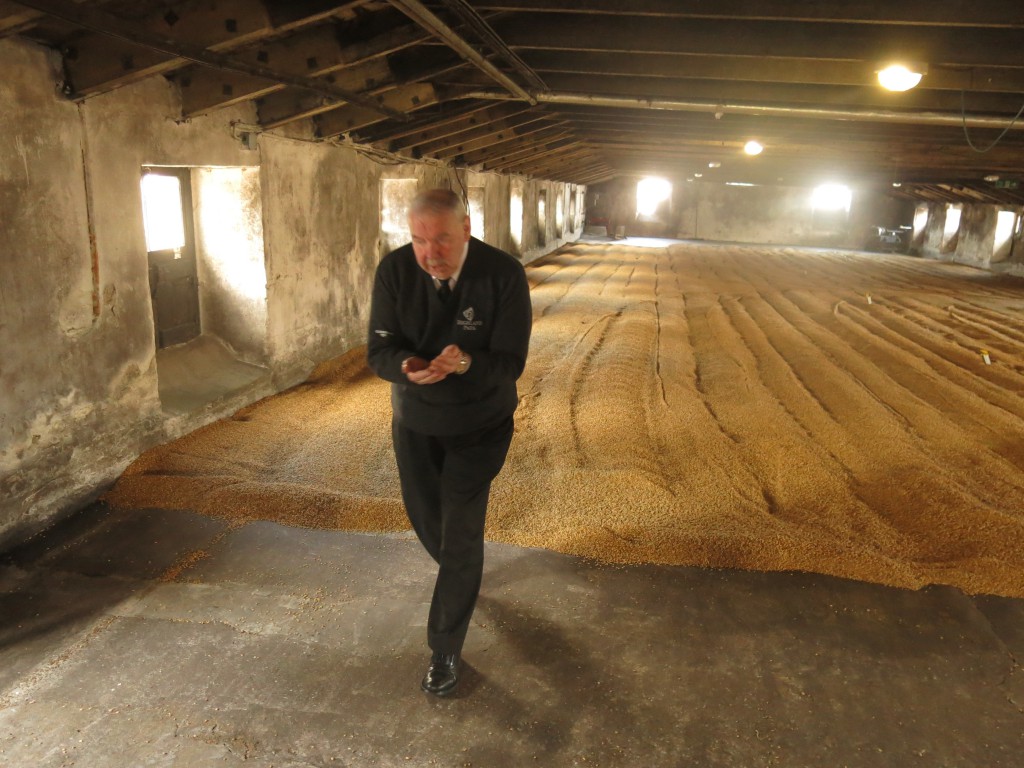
{"left": 537, "top": 190, "right": 547, "bottom": 246}
{"left": 141, "top": 167, "right": 200, "bottom": 349}
{"left": 468, "top": 186, "right": 485, "bottom": 242}
{"left": 381, "top": 178, "right": 418, "bottom": 254}
{"left": 510, "top": 182, "right": 524, "bottom": 251}
{"left": 636, "top": 177, "right": 672, "bottom": 218}
{"left": 993, "top": 209, "right": 1017, "bottom": 261}
{"left": 942, "top": 204, "right": 962, "bottom": 252}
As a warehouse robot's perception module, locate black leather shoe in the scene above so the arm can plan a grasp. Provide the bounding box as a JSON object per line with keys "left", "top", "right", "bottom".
{"left": 421, "top": 651, "right": 459, "bottom": 697}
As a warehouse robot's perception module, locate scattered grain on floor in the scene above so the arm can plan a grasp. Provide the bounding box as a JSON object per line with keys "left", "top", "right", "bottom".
{"left": 104, "top": 243, "right": 1024, "bottom": 597}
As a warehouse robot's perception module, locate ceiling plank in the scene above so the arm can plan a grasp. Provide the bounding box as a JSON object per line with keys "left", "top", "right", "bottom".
{"left": 523, "top": 50, "right": 1024, "bottom": 94}
{"left": 456, "top": 131, "right": 575, "bottom": 166}
{"left": 415, "top": 111, "right": 555, "bottom": 156}
{"left": 180, "top": 57, "right": 393, "bottom": 118}
{"left": 486, "top": 144, "right": 590, "bottom": 173}
{"left": 494, "top": 15, "right": 1024, "bottom": 70}
{"left": 17, "top": 0, "right": 407, "bottom": 119}
{"left": 0, "top": 1, "right": 41, "bottom": 37}
{"left": 386, "top": 0, "right": 534, "bottom": 102}
{"left": 48, "top": 1, "right": 366, "bottom": 96}
{"left": 472, "top": 136, "right": 579, "bottom": 170}
{"left": 435, "top": 123, "right": 570, "bottom": 161}
{"left": 366, "top": 102, "right": 516, "bottom": 147}
{"left": 472, "top": 1, "right": 1024, "bottom": 29}
{"left": 314, "top": 81, "right": 437, "bottom": 136}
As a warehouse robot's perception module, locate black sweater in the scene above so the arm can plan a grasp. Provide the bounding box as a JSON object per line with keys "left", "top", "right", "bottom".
{"left": 367, "top": 237, "right": 533, "bottom": 436}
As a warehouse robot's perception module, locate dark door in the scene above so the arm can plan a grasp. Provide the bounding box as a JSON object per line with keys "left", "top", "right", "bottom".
{"left": 142, "top": 167, "right": 201, "bottom": 349}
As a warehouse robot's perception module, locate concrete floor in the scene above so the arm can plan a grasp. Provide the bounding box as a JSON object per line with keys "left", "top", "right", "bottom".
{"left": 1, "top": 504, "right": 1022, "bottom": 767}
{"left": 156, "top": 334, "right": 272, "bottom": 416}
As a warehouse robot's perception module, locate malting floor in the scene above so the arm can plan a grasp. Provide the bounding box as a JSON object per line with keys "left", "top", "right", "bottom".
{"left": 1, "top": 502, "right": 1022, "bottom": 767}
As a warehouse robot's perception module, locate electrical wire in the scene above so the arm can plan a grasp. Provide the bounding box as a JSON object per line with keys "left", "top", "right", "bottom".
{"left": 961, "top": 90, "right": 1024, "bottom": 153}
{"left": 452, "top": 169, "right": 469, "bottom": 208}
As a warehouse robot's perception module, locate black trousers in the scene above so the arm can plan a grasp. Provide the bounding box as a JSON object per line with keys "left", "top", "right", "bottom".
{"left": 392, "top": 415, "right": 514, "bottom": 655}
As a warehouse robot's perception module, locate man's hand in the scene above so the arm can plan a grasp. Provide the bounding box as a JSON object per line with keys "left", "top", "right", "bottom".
{"left": 405, "top": 345, "right": 468, "bottom": 385}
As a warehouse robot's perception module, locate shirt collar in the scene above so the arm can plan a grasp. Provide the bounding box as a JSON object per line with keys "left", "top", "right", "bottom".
{"left": 434, "top": 239, "right": 470, "bottom": 287}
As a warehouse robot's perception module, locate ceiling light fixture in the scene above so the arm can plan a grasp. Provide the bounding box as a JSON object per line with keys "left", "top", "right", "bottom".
{"left": 984, "top": 174, "right": 1001, "bottom": 182}
{"left": 708, "top": 161, "right": 721, "bottom": 169}
{"left": 743, "top": 140, "right": 764, "bottom": 156}
{"left": 877, "top": 63, "right": 925, "bottom": 92}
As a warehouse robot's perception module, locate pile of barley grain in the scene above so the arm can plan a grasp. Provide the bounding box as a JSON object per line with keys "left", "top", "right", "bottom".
{"left": 105, "top": 242, "right": 1024, "bottom": 597}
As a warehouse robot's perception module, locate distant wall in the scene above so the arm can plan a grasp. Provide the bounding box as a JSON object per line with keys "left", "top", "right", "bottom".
{"left": 0, "top": 36, "right": 583, "bottom": 549}
{"left": 588, "top": 177, "right": 915, "bottom": 249}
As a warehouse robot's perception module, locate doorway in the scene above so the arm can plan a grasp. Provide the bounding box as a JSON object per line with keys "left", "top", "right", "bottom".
{"left": 141, "top": 167, "right": 200, "bottom": 349}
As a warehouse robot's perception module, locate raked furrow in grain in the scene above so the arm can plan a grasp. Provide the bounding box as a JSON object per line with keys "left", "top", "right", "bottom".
{"left": 104, "top": 242, "right": 1024, "bottom": 597}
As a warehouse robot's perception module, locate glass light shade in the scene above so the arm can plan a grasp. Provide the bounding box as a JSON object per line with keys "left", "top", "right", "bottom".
{"left": 878, "top": 64, "right": 923, "bottom": 92}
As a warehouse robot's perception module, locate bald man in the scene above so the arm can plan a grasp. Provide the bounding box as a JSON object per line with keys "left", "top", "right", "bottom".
{"left": 367, "top": 188, "right": 532, "bottom": 696}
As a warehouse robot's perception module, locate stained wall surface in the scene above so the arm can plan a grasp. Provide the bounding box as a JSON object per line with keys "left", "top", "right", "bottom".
{"left": 0, "top": 36, "right": 583, "bottom": 548}
{"left": 589, "top": 175, "right": 1023, "bottom": 273}
{"left": 917, "top": 201, "right": 1024, "bottom": 275}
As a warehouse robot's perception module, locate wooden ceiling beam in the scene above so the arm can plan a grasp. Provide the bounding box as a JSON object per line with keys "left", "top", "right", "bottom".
{"left": 478, "top": 139, "right": 584, "bottom": 170}
{"left": 35, "top": 0, "right": 366, "bottom": 96}
{"left": 314, "top": 81, "right": 437, "bottom": 137}
{"left": 488, "top": 144, "right": 590, "bottom": 174}
{"left": 533, "top": 73, "right": 1024, "bottom": 116}
{"left": 389, "top": 103, "right": 535, "bottom": 151}
{"left": 515, "top": 153, "right": 604, "bottom": 179}
{"left": 436, "top": 123, "right": 570, "bottom": 161}
{"left": 524, "top": 50, "right": 1024, "bottom": 95}
{"left": 0, "top": 1, "right": 41, "bottom": 37}
{"left": 418, "top": 113, "right": 558, "bottom": 157}
{"left": 555, "top": 110, "right": 1024, "bottom": 146}
{"left": 17, "top": 0, "right": 407, "bottom": 120}
{"left": 495, "top": 15, "right": 1024, "bottom": 70}
{"left": 180, "top": 57, "right": 392, "bottom": 118}
{"left": 368, "top": 102, "right": 524, "bottom": 148}
{"left": 473, "top": 1, "right": 1024, "bottom": 29}
{"left": 457, "top": 131, "right": 575, "bottom": 166}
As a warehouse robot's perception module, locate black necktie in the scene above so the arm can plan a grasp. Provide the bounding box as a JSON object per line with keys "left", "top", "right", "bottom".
{"left": 437, "top": 278, "right": 452, "bottom": 302}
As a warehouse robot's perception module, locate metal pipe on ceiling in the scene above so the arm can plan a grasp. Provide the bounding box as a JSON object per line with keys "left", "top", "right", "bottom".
{"left": 433, "top": 0, "right": 548, "bottom": 93}
{"left": 386, "top": 0, "right": 536, "bottom": 105}
{"left": 463, "top": 89, "right": 1024, "bottom": 131}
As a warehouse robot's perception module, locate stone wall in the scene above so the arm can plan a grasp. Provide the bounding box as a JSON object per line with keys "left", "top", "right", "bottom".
{"left": 588, "top": 176, "right": 915, "bottom": 249}
{"left": 0, "top": 36, "right": 583, "bottom": 549}
{"left": 915, "top": 201, "right": 1024, "bottom": 274}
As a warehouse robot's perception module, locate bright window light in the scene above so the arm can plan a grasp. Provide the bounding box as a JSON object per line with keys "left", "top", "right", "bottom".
{"left": 743, "top": 140, "right": 764, "bottom": 156}
{"left": 636, "top": 176, "right": 672, "bottom": 217}
{"left": 468, "top": 186, "right": 485, "bottom": 241}
{"left": 913, "top": 205, "right": 929, "bottom": 241}
{"left": 510, "top": 188, "right": 523, "bottom": 247}
{"left": 994, "top": 210, "right": 1017, "bottom": 260}
{"left": 381, "top": 179, "right": 418, "bottom": 239}
{"left": 140, "top": 173, "right": 186, "bottom": 251}
{"left": 811, "top": 183, "right": 852, "bottom": 212}
{"left": 878, "top": 64, "right": 923, "bottom": 92}
{"left": 944, "top": 206, "right": 962, "bottom": 238}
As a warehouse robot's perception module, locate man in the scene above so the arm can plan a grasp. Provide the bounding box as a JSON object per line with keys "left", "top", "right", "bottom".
{"left": 367, "top": 188, "right": 532, "bottom": 696}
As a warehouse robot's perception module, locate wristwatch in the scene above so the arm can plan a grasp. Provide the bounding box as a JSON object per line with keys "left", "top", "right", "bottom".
{"left": 455, "top": 353, "right": 471, "bottom": 375}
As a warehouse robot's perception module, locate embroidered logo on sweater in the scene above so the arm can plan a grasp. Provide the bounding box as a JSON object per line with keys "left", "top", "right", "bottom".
{"left": 457, "top": 306, "right": 483, "bottom": 331}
